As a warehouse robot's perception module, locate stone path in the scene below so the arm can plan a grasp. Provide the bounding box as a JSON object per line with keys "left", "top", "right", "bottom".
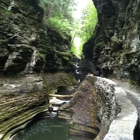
{"left": 102, "top": 78, "right": 138, "bottom": 140}
{"left": 112, "top": 79, "right": 140, "bottom": 119}
{"left": 110, "top": 78, "right": 140, "bottom": 140}
{"left": 126, "top": 89, "right": 140, "bottom": 117}
{"left": 126, "top": 89, "right": 140, "bottom": 140}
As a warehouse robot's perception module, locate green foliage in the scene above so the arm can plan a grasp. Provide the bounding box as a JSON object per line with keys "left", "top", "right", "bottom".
{"left": 80, "top": 1, "right": 97, "bottom": 43}
{"left": 38, "top": 0, "right": 76, "bottom": 35}
{"left": 47, "top": 16, "right": 72, "bottom": 35}
{"left": 71, "top": 1, "right": 97, "bottom": 57}
{"left": 71, "top": 37, "right": 83, "bottom": 57}
{"left": 36, "top": 0, "right": 97, "bottom": 57}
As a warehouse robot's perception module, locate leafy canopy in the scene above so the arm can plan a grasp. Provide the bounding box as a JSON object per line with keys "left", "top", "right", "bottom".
{"left": 38, "top": 0, "right": 76, "bottom": 35}
{"left": 37, "top": 0, "right": 97, "bottom": 57}
{"left": 71, "top": 0, "right": 98, "bottom": 57}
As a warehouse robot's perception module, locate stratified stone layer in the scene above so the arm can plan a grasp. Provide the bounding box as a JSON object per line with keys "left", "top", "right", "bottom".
{"left": 83, "top": 0, "right": 140, "bottom": 84}
{"left": 60, "top": 75, "right": 137, "bottom": 140}
{"left": 0, "top": 0, "right": 73, "bottom": 74}
{"left": 0, "top": 72, "right": 77, "bottom": 140}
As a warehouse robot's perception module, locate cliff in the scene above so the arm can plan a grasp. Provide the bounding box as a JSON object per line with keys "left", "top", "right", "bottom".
{"left": 0, "top": 0, "right": 73, "bottom": 74}
{"left": 83, "top": 0, "right": 140, "bottom": 85}
{"left": 0, "top": 0, "right": 77, "bottom": 139}
{"left": 1, "top": 0, "right": 140, "bottom": 139}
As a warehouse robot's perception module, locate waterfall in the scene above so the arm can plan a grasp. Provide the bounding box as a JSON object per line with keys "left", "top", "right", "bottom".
{"left": 8, "top": 0, "right": 15, "bottom": 11}
{"left": 3, "top": 54, "right": 12, "bottom": 71}
{"left": 23, "top": 49, "right": 37, "bottom": 73}
{"left": 74, "top": 62, "right": 82, "bottom": 82}
{"left": 30, "top": 50, "right": 37, "bottom": 68}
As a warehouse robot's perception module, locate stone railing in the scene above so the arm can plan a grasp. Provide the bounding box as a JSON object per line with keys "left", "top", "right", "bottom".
{"left": 94, "top": 76, "right": 137, "bottom": 140}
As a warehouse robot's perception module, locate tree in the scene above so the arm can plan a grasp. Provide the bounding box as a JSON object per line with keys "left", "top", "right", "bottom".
{"left": 38, "top": 0, "right": 76, "bottom": 35}
{"left": 71, "top": 1, "right": 98, "bottom": 57}
{"left": 80, "top": 1, "right": 97, "bottom": 42}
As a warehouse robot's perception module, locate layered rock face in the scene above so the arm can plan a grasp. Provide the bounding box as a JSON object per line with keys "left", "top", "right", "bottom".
{"left": 0, "top": 73, "right": 77, "bottom": 140}
{"left": 0, "top": 0, "right": 77, "bottom": 139}
{"left": 83, "top": 0, "right": 140, "bottom": 84}
{"left": 59, "top": 75, "right": 119, "bottom": 139}
{"left": 59, "top": 75, "right": 101, "bottom": 138}
{"left": 0, "top": 0, "right": 72, "bottom": 74}
{"left": 59, "top": 75, "right": 137, "bottom": 140}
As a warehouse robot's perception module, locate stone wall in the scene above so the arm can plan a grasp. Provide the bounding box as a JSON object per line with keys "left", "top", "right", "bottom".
{"left": 59, "top": 75, "right": 137, "bottom": 139}
{"left": 0, "top": 0, "right": 73, "bottom": 74}
{"left": 94, "top": 76, "right": 137, "bottom": 140}
{"left": 0, "top": 0, "right": 77, "bottom": 139}
{"left": 0, "top": 72, "right": 77, "bottom": 140}
{"left": 83, "top": 0, "right": 140, "bottom": 85}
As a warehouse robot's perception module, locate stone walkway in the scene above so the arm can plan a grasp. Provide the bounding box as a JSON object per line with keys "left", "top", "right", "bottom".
{"left": 102, "top": 78, "right": 138, "bottom": 140}
{"left": 112, "top": 79, "right": 140, "bottom": 120}
{"left": 126, "top": 89, "right": 140, "bottom": 117}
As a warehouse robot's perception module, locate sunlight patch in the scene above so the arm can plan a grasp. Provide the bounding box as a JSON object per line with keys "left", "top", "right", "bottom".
{"left": 74, "top": 37, "right": 82, "bottom": 56}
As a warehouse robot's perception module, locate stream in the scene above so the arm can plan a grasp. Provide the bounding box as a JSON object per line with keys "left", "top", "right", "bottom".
{"left": 14, "top": 84, "right": 93, "bottom": 140}
{"left": 15, "top": 117, "right": 92, "bottom": 140}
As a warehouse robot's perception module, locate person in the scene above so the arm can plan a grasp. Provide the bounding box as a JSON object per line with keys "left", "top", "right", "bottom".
{"left": 94, "top": 71, "right": 99, "bottom": 76}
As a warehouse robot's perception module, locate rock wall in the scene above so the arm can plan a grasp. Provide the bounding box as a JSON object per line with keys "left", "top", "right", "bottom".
{"left": 59, "top": 75, "right": 102, "bottom": 139}
{"left": 83, "top": 0, "right": 140, "bottom": 85}
{"left": 59, "top": 75, "right": 137, "bottom": 140}
{"left": 94, "top": 77, "right": 137, "bottom": 140}
{"left": 0, "top": 72, "right": 77, "bottom": 140}
{"left": 0, "top": 0, "right": 73, "bottom": 74}
{"left": 0, "top": 0, "right": 77, "bottom": 139}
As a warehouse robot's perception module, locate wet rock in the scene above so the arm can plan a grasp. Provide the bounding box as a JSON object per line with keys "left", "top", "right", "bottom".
{"left": 59, "top": 75, "right": 137, "bottom": 140}
{"left": 0, "top": 0, "right": 73, "bottom": 74}
{"left": 0, "top": 0, "right": 86, "bottom": 139}
{"left": 0, "top": 72, "right": 77, "bottom": 140}
{"left": 59, "top": 75, "right": 101, "bottom": 138}
{"left": 49, "top": 97, "right": 69, "bottom": 106}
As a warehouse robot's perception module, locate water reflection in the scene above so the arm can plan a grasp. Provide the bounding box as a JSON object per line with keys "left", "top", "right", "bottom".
{"left": 15, "top": 117, "right": 92, "bottom": 140}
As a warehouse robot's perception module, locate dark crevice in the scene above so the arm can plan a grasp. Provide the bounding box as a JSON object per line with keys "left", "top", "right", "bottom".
{"left": 134, "top": 118, "right": 140, "bottom": 140}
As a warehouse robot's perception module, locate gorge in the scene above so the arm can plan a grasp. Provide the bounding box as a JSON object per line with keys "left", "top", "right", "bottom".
{"left": 0, "top": 0, "right": 140, "bottom": 140}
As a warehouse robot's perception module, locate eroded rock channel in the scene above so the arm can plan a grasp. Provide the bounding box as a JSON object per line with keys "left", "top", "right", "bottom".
{"left": 2, "top": 75, "right": 137, "bottom": 140}
{"left": 0, "top": 0, "right": 140, "bottom": 139}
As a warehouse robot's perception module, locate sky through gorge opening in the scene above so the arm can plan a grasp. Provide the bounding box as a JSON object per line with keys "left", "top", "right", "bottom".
{"left": 37, "top": 0, "right": 97, "bottom": 58}
{"left": 71, "top": 0, "right": 97, "bottom": 58}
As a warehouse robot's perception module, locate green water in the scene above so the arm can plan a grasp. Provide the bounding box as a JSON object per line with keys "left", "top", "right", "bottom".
{"left": 15, "top": 117, "right": 92, "bottom": 140}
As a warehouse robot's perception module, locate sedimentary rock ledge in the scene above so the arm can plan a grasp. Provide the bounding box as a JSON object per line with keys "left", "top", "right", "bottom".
{"left": 59, "top": 75, "right": 138, "bottom": 140}
{"left": 95, "top": 77, "right": 137, "bottom": 140}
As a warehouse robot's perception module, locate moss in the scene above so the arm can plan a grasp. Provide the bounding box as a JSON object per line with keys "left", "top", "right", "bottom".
{"left": 96, "top": 42, "right": 104, "bottom": 47}
{"left": 57, "top": 51, "right": 72, "bottom": 61}
{"left": 63, "top": 56, "right": 69, "bottom": 61}
{"left": 58, "top": 51, "right": 71, "bottom": 56}
{"left": 0, "top": 8, "right": 10, "bottom": 15}
{"left": 0, "top": 87, "right": 49, "bottom": 140}
{"left": 42, "top": 73, "right": 78, "bottom": 95}
{"left": 2, "top": 106, "right": 48, "bottom": 140}
{"left": 36, "top": 51, "right": 46, "bottom": 62}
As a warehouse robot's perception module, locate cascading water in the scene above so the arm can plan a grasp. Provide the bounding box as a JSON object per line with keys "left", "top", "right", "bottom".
{"left": 3, "top": 53, "right": 12, "bottom": 71}
{"left": 73, "top": 61, "right": 82, "bottom": 82}
{"left": 8, "top": 0, "right": 15, "bottom": 11}
{"left": 23, "top": 49, "right": 37, "bottom": 73}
